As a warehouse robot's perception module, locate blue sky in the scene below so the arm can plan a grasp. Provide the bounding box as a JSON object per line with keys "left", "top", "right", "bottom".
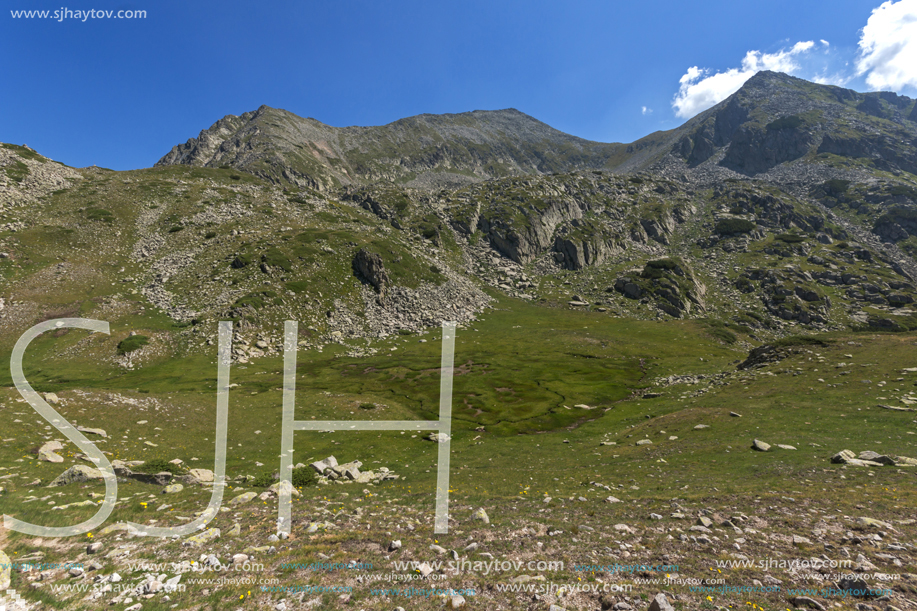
{"left": 2, "top": 0, "right": 916, "bottom": 170}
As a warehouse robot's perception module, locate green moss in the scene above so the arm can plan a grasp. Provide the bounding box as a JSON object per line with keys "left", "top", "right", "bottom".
{"left": 234, "top": 289, "right": 278, "bottom": 310}
{"left": 285, "top": 280, "right": 311, "bottom": 294}
{"left": 714, "top": 218, "right": 756, "bottom": 235}
{"left": 85, "top": 207, "right": 114, "bottom": 223}
{"left": 262, "top": 247, "right": 292, "bottom": 272}
{"left": 766, "top": 115, "right": 804, "bottom": 131}
{"left": 117, "top": 335, "right": 149, "bottom": 354}
{"left": 2, "top": 143, "right": 47, "bottom": 163}
{"left": 824, "top": 179, "right": 851, "bottom": 196}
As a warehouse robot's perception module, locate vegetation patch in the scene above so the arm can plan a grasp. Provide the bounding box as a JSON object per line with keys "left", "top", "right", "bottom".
{"left": 85, "top": 207, "right": 114, "bottom": 223}
{"left": 766, "top": 115, "right": 804, "bottom": 131}
{"left": 714, "top": 218, "right": 756, "bottom": 235}
{"left": 117, "top": 334, "right": 149, "bottom": 354}
{"left": 5, "top": 160, "right": 30, "bottom": 183}
{"left": 135, "top": 458, "right": 184, "bottom": 475}
{"left": 234, "top": 289, "right": 278, "bottom": 310}
{"left": 262, "top": 247, "right": 292, "bottom": 272}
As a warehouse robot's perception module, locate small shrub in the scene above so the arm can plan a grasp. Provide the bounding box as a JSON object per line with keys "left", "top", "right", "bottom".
{"left": 117, "top": 334, "right": 149, "bottom": 354}
{"left": 776, "top": 233, "right": 806, "bottom": 243}
{"left": 250, "top": 472, "right": 275, "bottom": 487}
{"left": 204, "top": 231, "right": 217, "bottom": 239}
{"left": 229, "top": 174, "right": 241, "bottom": 180}
{"left": 646, "top": 258, "right": 678, "bottom": 270}
{"left": 136, "top": 459, "right": 184, "bottom": 475}
{"left": 397, "top": 329, "right": 412, "bottom": 336}
{"left": 292, "top": 466, "right": 318, "bottom": 488}
{"left": 168, "top": 225, "right": 184, "bottom": 233}
{"left": 359, "top": 402, "right": 376, "bottom": 410}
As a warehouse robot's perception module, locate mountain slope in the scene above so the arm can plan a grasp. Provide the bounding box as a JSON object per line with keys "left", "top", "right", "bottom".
{"left": 155, "top": 106, "right": 681, "bottom": 191}
{"left": 660, "top": 70, "right": 917, "bottom": 180}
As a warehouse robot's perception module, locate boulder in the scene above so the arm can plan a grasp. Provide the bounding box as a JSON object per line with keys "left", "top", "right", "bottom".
{"left": 38, "top": 440, "right": 65, "bottom": 463}
{"left": 647, "top": 592, "right": 675, "bottom": 611}
{"left": 352, "top": 248, "right": 389, "bottom": 294}
{"left": 831, "top": 450, "right": 856, "bottom": 464}
{"left": 48, "top": 464, "right": 104, "bottom": 486}
{"left": 186, "top": 468, "right": 215, "bottom": 484}
{"left": 76, "top": 426, "right": 107, "bottom": 437}
{"left": 131, "top": 471, "right": 173, "bottom": 486}
{"left": 229, "top": 491, "right": 258, "bottom": 506}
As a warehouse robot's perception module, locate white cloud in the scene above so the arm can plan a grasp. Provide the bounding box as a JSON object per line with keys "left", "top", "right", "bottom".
{"left": 641, "top": 106, "right": 652, "bottom": 115}
{"left": 672, "top": 40, "right": 825, "bottom": 119}
{"left": 856, "top": 0, "right": 917, "bottom": 90}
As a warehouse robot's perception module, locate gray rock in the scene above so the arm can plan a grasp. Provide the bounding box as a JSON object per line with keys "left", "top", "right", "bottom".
{"left": 48, "top": 464, "right": 104, "bottom": 486}
{"left": 38, "top": 440, "right": 64, "bottom": 463}
{"left": 187, "top": 468, "right": 214, "bottom": 484}
{"left": 76, "top": 426, "right": 107, "bottom": 437}
{"left": 790, "top": 597, "right": 825, "bottom": 610}
{"left": 831, "top": 449, "right": 856, "bottom": 464}
{"left": 647, "top": 592, "right": 675, "bottom": 611}
{"left": 752, "top": 439, "right": 771, "bottom": 451}
{"left": 472, "top": 508, "right": 490, "bottom": 524}
{"left": 353, "top": 248, "right": 389, "bottom": 295}
{"left": 229, "top": 491, "right": 258, "bottom": 506}
{"left": 130, "top": 471, "right": 173, "bottom": 486}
